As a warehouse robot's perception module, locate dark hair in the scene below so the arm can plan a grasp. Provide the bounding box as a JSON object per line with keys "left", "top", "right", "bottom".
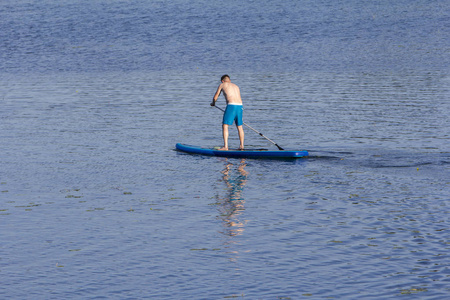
{"left": 221, "top": 74, "right": 230, "bottom": 81}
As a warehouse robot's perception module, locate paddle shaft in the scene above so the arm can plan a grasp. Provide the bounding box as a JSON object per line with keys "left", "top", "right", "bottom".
{"left": 214, "top": 106, "right": 284, "bottom": 150}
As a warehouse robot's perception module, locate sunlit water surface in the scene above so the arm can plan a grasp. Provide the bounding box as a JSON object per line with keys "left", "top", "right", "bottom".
{"left": 1, "top": 0, "right": 449, "bottom": 299}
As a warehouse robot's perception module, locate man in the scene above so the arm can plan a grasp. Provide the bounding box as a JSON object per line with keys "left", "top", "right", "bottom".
{"left": 210, "top": 75, "right": 244, "bottom": 150}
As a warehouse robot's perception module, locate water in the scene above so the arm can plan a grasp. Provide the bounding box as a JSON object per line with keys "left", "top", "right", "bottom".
{"left": 1, "top": 0, "right": 449, "bottom": 299}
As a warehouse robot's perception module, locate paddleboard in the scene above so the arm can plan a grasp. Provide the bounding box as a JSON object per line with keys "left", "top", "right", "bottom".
{"left": 176, "top": 143, "right": 308, "bottom": 158}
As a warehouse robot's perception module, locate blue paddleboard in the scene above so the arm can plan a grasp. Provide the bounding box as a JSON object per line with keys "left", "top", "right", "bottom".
{"left": 176, "top": 143, "right": 308, "bottom": 158}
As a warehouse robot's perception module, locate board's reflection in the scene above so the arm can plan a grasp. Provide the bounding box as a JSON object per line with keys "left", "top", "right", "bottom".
{"left": 217, "top": 159, "right": 248, "bottom": 237}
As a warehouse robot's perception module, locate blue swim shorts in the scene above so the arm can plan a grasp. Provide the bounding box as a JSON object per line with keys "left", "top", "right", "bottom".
{"left": 223, "top": 104, "right": 243, "bottom": 126}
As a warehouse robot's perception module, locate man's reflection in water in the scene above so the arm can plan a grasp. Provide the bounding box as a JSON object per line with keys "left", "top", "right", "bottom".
{"left": 217, "top": 159, "right": 248, "bottom": 237}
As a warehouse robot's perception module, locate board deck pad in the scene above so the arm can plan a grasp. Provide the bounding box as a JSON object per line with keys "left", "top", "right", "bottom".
{"left": 176, "top": 143, "right": 308, "bottom": 158}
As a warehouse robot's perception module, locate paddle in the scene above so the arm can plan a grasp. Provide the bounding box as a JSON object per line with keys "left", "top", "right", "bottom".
{"left": 214, "top": 106, "right": 285, "bottom": 150}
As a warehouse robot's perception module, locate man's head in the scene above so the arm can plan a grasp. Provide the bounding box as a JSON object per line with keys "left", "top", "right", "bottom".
{"left": 221, "top": 74, "right": 230, "bottom": 82}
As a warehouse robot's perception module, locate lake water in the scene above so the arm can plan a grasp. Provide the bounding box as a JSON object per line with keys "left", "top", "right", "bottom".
{"left": 1, "top": 0, "right": 449, "bottom": 299}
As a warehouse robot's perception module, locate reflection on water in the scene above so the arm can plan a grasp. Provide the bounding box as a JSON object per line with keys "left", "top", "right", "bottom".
{"left": 216, "top": 159, "right": 248, "bottom": 238}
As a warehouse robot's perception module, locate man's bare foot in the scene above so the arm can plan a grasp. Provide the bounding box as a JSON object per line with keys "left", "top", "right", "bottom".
{"left": 238, "top": 147, "right": 244, "bottom": 150}
{"left": 218, "top": 147, "right": 228, "bottom": 151}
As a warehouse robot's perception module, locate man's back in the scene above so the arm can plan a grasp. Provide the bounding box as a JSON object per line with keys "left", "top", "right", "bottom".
{"left": 221, "top": 81, "right": 242, "bottom": 105}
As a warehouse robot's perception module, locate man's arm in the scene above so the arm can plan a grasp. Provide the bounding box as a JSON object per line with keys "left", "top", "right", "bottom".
{"left": 210, "top": 84, "right": 223, "bottom": 106}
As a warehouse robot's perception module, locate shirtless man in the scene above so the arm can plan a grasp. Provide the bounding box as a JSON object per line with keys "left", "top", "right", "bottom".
{"left": 210, "top": 75, "right": 244, "bottom": 150}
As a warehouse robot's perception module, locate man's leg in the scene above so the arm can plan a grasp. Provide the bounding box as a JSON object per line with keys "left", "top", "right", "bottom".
{"left": 220, "top": 124, "right": 229, "bottom": 150}
{"left": 237, "top": 125, "right": 244, "bottom": 150}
